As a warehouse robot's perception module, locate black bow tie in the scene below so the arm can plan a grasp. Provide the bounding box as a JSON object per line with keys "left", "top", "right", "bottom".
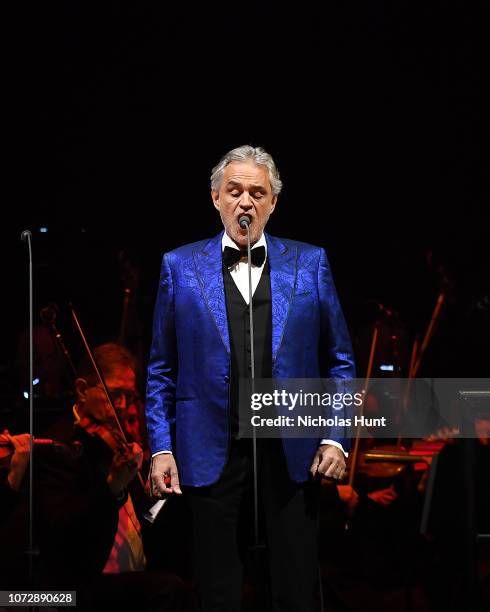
{"left": 223, "top": 245, "right": 266, "bottom": 268}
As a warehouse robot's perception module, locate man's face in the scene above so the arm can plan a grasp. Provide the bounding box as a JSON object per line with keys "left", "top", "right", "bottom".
{"left": 76, "top": 366, "right": 137, "bottom": 426}
{"left": 212, "top": 160, "right": 277, "bottom": 247}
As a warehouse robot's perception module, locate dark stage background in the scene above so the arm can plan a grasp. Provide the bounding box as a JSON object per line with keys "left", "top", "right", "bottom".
{"left": 3, "top": 1, "right": 489, "bottom": 408}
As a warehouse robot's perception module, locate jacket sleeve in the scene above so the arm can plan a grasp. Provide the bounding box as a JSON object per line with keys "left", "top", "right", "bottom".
{"left": 145, "top": 253, "right": 177, "bottom": 454}
{"left": 317, "top": 247, "right": 356, "bottom": 450}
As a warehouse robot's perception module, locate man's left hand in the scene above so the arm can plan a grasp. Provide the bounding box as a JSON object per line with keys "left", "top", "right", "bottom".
{"left": 309, "top": 444, "right": 346, "bottom": 480}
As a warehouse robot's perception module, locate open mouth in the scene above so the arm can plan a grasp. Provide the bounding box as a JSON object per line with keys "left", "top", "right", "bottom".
{"left": 237, "top": 214, "right": 252, "bottom": 229}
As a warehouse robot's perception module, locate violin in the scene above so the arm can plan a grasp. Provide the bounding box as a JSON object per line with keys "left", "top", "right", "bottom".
{"left": 75, "top": 413, "right": 140, "bottom": 470}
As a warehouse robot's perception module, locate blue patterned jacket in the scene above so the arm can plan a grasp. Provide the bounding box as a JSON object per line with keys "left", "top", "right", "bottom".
{"left": 145, "top": 230, "right": 355, "bottom": 486}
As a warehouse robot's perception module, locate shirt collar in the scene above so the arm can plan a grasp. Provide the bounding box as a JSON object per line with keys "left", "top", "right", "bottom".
{"left": 221, "top": 231, "right": 267, "bottom": 256}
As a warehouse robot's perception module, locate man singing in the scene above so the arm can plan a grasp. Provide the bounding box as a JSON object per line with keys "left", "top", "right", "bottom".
{"left": 146, "top": 145, "right": 355, "bottom": 611}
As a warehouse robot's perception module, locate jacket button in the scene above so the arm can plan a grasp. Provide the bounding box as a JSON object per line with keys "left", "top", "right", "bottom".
{"left": 224, "top": 375, "right": 230, "bottom": 383}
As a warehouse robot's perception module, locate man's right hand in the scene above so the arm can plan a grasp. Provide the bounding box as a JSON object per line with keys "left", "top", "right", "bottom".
{"left": 150, "top": 453, "right": 182, "bottom": 497}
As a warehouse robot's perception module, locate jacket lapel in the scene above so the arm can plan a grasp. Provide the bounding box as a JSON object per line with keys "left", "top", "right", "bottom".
{"left": 193, "top": 230, "right": 297, "bottom": 361}
{"left": 266, "top": 233, "right": 297, "bottom": 361}
{"left": 193, "top": 231, "right": 230, "bottom": 354}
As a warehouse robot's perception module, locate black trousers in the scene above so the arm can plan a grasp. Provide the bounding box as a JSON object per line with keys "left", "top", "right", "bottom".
{"left": 185, "top": 438, "right": 320, "bottom": 612}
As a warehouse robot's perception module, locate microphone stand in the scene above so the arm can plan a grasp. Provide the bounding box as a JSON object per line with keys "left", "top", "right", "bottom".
{"left": 239, "top": 216, "right": 267, "bottom": 605}
{"left": 21, "top": 229, "right": 37, "bottom": 605}
{"left": 242, "top": 219, "right": 259, "bottom": 553}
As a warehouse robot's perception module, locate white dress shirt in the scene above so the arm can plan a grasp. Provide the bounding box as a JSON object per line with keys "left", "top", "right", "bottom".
{"left": 221, "top": 231, "right": 267, "bottom": 303}
{"left": 153, "top": 232, "right": 347, "bottom": 458}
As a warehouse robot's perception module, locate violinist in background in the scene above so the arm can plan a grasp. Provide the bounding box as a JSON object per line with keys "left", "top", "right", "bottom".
{"left": 46, "top": 343, "right": 190, "bottom": 610}
{"left": 1, "top": 343, "right": 190, "bottom": 611}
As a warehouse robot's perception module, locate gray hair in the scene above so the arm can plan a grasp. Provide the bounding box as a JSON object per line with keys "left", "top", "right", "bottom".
{"left": 210, "top": 145, "right": 283, "bottom": 195}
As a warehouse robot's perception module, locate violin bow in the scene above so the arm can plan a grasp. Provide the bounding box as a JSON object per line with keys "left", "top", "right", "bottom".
{"left": 69, "top": 303, "right": 147, "bottom": 492}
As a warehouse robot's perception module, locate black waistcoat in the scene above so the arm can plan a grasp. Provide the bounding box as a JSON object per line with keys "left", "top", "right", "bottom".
{"left": 223, "top": 258, "right": 273, "bottom": 436}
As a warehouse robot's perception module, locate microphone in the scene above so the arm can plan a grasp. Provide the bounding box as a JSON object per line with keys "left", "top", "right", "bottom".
{"left": 239, "top": 215, "right": 250, "bottom": 229}
{"left": 21, "top": 230, "right": 32, "bottom": 242}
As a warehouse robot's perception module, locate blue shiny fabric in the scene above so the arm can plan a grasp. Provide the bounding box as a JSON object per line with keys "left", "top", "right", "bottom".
{"left": 145, "top": 231, "right": 355, "bottom": 486}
